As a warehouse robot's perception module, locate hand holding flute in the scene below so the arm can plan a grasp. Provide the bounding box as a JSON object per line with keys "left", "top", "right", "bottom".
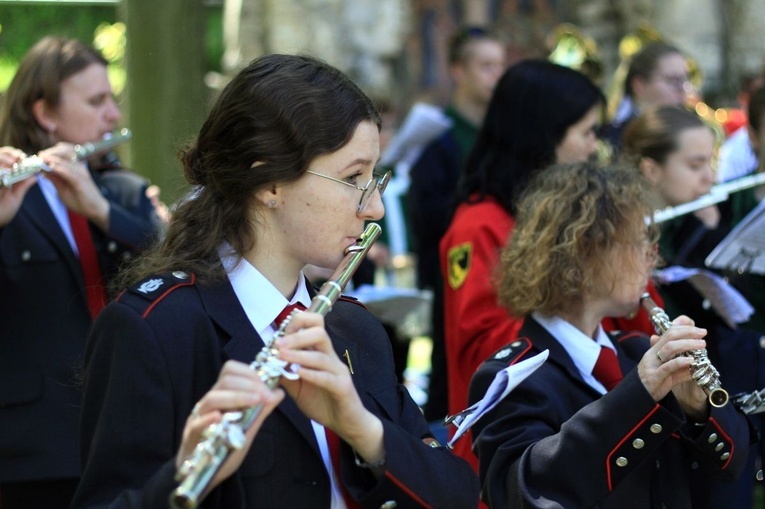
{"left": 638, "top": 293, "right": 729, "bottom": 419}
{"left": 0, "top": 131, "right": 131, "bottom": 230}
{"left": 638, "top": 315, "right": 711, "bottom": 420}
{"left": 175, "top": 306, "right": 387, "bottom": 506}
{"left": 275, "top": 311, "right": 386, "bottom": 463}
{"left": 176, "top": 361, "right": 284, "bottom": 493}
{"left": 0, "top": 146, "right": 36, "bottom": 227}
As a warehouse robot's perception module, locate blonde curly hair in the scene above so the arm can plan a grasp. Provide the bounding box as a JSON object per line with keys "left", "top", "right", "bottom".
{"left": 496, "top": 161, "right": 658, "bottom": 317}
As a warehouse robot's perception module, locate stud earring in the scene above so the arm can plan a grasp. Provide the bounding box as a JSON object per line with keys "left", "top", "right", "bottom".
{"left": 267, "top": 200, "right": 276, "bottom": 209}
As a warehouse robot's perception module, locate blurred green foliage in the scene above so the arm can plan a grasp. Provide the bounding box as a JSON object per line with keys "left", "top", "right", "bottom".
{"left": 0, "top": 3, "right": 223, "bottom": 94}
{"left": 0, "top": 3, "right": 118, "bottom": 59}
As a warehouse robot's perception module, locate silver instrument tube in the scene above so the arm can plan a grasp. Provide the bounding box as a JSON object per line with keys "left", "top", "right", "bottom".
{"left": 651, "top": 172, "right": 765, "bottom": 224}
{"left": 171, "top": 222, "right": 382, "bottom": 509}
{"left": 0, "top": 128, "right": 132, "bottom": 188}
{"left": 0, "top": 155, "right": 52, "bottom": 188}
{"left": 640, "top": 292, "right": 729, "bottom": 407}
{"left": 73, "top": 128, "right": 132, "bottom": 160}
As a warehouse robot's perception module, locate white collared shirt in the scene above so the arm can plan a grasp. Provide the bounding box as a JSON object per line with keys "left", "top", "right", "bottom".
{"left": 37, "top": 175, "right": 79, "bottom": 256}
{"left": 532, "top": 312, "right": 617, "bottom": 395}
{"left": 221, "top": 248, "right": 347, "bottom": 508}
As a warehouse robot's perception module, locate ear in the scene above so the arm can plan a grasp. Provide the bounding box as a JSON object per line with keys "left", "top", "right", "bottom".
{"left": 630, "top": 76, "right": 648, "bottom": 100}
{"left": 254, "top": 186, "right": 278, "bottom": 207}
{"left": 449, "top": 62, "right": 465, "bottom": 85}
{"left": 252, "top": 162, "right": 279, "bottom": 207}
{"left": 639, "top": 157, "right": 663, "bottom": 186}
{"left": 32, "top": 99, "right": 57, "bottom": 132}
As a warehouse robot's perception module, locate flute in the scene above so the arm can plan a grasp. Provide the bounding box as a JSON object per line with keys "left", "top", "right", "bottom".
{"left": 651, "top": 172, "right": 765, "bottom": 224}
{"left": 0, "top": 128, "right": 132, "bottom": 188}
{"left": 640, "top": 293, "right": 729, "bottom": 407}
{"left": 171, "top": 222, "right": 382, "bottom": 509}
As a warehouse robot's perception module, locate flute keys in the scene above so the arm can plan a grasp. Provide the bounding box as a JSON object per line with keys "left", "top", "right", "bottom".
{"left": 225, "top": 425, "right": 247, "bottom": 450}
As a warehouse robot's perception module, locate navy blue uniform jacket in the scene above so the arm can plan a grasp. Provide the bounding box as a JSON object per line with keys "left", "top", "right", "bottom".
{"left": 0, "top": 171, "right": 158, "bottom": 483}
{"left": 468, "top": 317, "right": 752, "bottom": 509}
{"left": 73, "top": 272, "right": 480, "bottom": 508}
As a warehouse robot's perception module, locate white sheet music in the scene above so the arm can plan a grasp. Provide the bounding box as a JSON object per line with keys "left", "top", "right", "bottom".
{"left": 447, "top": 350, "right": 549, "bottom": 448}
{"left": 378, "top": 103, "right": 452, "bottom": 171}
{"left": 706, "top": 198, "right": 765, "bottom": 275}
{"left": 654, "top": 266, "right": 755, "bottom": 328}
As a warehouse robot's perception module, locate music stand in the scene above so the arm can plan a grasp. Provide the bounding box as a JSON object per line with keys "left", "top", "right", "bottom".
{"left": 706, "top": 198, "right": 765, "bottom": 275}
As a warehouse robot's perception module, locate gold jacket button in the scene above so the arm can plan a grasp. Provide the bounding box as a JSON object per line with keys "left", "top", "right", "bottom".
{"left": 632, "top": 438, "right": 645, "bottom": 449}
{"left": 708, "top": 433, "right": 718, "bottom": 443}
{"left": 650, "top": 424, "right": 662, "bottom": 434}
{"left": 380, "top": 501, "right": 398, "bottom": 509}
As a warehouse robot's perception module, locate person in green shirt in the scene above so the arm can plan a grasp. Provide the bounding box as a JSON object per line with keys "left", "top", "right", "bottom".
{"left": 407, "top": 26, "right": 506, "bottom": 428}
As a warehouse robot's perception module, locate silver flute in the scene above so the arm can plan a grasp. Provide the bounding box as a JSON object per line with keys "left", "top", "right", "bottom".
{"left": 640, "top": 292, "right": 729, "bottom": 408}
{"left": 171, "top": 222, "right": 382, "bottom": 509}
{"left": 0, "top": 128, "right": 132, "bottom": 188}
{"left": 651, "top": 172, "right": 765, "bottom": 224}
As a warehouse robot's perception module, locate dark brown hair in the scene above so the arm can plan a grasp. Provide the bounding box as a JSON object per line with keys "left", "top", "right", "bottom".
{"left": 120, "top": 54, "right": 381, "bottom": 286}
{"left": 448, "top": 26, "right": 501, "bottom": 65}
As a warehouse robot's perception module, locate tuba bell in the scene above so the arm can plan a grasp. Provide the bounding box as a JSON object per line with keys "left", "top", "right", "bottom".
{"left": 605, "top": 24, "right": 663, "bottom": 121}
{"left": 547, "top": 23, "right": 603, "bottom": 85}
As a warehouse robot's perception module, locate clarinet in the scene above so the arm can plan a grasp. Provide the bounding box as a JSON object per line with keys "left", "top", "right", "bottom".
{"left": 0, "top": 128, "right": 132, "bottom": 188}
{"left": 171, "top": 222, "right": 382, "bottom": 509}
{"left": 640, "top": 293, "right": 729, "bottom": 408}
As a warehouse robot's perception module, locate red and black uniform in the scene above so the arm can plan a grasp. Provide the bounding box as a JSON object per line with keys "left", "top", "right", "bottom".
{"left": 73, "top": 272, "right": 480, "bottom": 509}
{"left": 440, "top": 198, "right": 518, "bottom": 471}
{"left": 469, "top": 316, "right": 752, "bottom": 509}
{"left": 439, "top": 197, "right": 660, "bottom": 471}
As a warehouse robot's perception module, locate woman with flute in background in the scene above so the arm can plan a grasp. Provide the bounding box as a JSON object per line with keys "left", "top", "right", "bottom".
{"left": 72, "top": 53, "right": 479, "bottom": 509}
{"left": 622, "top": 104, "right": 765, "bottom": 509}
{"left": 0, "top": 36, "right": 160, "bottom": 508}
{"left": 468, "top": 161, "right": 751, "bottom": 509}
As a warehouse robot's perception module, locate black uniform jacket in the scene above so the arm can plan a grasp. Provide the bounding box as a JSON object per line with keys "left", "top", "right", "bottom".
{"left": 468, "top": 317, "right": 752, "bottom": 509}
{"left": 73, "top": 272, "right": 480, "bottom": 509}
{"left": 0, "top": 173, "right": 158, "bottom": 483}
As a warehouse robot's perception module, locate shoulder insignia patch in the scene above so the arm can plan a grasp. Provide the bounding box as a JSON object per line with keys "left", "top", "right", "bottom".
{"left": 447, "top": 242, "right": 472, "bottom": 289}
{"left": 137, "top": 278, "right": 164, "bottom": 294}
{"left": 124, "top": 271, "right": 195, "bottom": 302}
{"left": 492, "top": 338, "right": 533, "bottom": 365}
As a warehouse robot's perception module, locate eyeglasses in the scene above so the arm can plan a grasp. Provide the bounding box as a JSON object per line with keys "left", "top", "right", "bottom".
{"left": 306, "top": 169, "right": 391, "bottom": 213}
{"left": 653, "top": 74, "right": 689, "bottom": 90}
